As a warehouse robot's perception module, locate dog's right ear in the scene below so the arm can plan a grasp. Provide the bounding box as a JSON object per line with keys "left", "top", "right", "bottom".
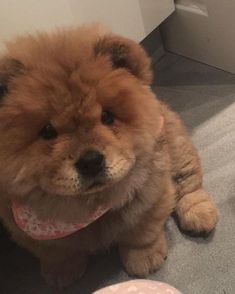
{"left": 94, "top": 35, "right": 152, "bottom": 84}
{"left": 0, "top": 58, "right": 24, "bottom": 99}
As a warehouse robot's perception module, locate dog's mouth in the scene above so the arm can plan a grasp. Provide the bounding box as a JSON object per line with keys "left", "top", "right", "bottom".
{"left": 40, "top": 158, "right": 135, "bottom": 198}
{"left": 83, "top": 177, "right": 112, "bottom": 194}
{"left": 88, "top": 180, "right": 105, "bottom": 190}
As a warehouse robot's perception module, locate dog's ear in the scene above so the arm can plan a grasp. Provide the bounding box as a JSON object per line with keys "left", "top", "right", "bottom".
{"left": 0, "top": 58, "right": 24, "bottom": 99}
{"left": 94, "top": 35, "right": 152, "bottom": 84}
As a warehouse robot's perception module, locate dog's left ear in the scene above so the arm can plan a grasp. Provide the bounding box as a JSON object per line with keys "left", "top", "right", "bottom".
{"left": 0, "top": 58, "right": 24, "bottom": 99}
{"left": 94, "top": 35, "right": 152, "bottom": 84}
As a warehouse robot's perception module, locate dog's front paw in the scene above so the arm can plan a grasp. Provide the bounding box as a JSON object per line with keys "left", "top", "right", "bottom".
{"left": 176, "top": 189, "right": 219, "bottom": 237}
{"left": 41, "top": 254, "right": 88, "bottom": 289}
{"left": 119, "top": 232, "right": 167, "bottom": 277}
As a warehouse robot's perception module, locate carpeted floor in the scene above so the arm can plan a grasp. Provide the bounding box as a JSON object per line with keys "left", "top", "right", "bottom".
{"left": 1, "top": 53, "right": 235, "bottom": 294}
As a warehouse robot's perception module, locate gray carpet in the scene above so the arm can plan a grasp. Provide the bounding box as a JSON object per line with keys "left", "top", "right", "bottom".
{"left": 1, "top": 53, "right": 235, "bottom": 294}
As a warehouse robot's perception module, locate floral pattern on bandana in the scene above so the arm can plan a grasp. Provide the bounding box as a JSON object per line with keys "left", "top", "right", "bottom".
{"left": 12, "top": 201, "right": 109, "bottom": 240}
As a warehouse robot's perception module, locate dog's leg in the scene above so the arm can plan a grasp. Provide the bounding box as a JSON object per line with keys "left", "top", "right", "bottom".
{"left": 39, "top": 246, "right": 88, "bottom": 289}
{"left": 175, "top": 189, "right": 219, "bottom": 237}
{"left": 119, "top": 184, "right": 174, "bottom": 277}
{"left": 172, "top": 136, "right": 219, "bottom": 236}
{"left": 119, "top": 229, "right": 167, "bottom": 277}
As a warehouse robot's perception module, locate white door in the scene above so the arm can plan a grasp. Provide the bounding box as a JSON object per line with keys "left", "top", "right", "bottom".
{"left": 0, "top": 0, "right": 175, "bottom": 51}
{"left": 161, "top": 0, "right": 235, "bottom": 73}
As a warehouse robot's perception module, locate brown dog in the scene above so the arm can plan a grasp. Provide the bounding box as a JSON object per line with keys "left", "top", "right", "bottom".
{"left": 0, "top": 25, "right": 218, "bottom": 288}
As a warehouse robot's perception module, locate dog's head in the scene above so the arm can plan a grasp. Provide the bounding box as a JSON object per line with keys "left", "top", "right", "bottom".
{"left": 0, "top": 26, "right": 163, "bottom": 204}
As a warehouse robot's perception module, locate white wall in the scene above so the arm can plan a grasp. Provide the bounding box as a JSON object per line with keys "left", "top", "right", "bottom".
{"left": 68, "top": 0, "right": 146, "bottom": 42}
{"left": 0, "top": 0, "right": 174, "bottom": 51}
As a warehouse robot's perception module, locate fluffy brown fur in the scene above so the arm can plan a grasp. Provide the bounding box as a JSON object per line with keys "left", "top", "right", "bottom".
{"left": 0, "top": 25, "right": 218, "bottom": 288}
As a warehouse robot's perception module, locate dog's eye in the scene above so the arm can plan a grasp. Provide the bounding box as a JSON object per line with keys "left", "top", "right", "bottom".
{"left": 39, "top": 123, "right": 58, "bottom": 140}
{"left": 101, "top": 110, "right": 115, "bottom": 125}
{"left": 0, "top": 83, "right": 8, "bottom": 98}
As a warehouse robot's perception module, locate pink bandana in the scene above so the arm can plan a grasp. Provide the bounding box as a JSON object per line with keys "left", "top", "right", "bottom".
{"left": 12, "top": 201, "right": 109, "bottom": 240}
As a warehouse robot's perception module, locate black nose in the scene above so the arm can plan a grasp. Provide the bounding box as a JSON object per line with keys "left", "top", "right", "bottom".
{"left": 75, "top": 150, "right": 105, "bottom": 177}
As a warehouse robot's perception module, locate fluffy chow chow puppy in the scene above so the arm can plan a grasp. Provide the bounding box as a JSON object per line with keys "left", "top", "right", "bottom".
{"left": 0, "top": 25, "right": 218, "bottom": 288}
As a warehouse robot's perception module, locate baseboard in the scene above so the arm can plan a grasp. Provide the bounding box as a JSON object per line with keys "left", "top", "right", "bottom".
{"left": 141, "top": 27, "right": 165, "bottom": 66}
